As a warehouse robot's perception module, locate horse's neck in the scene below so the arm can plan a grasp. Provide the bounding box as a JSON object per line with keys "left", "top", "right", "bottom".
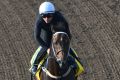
{"left": 45, "top": 57, "right": 60, "bottom": 77}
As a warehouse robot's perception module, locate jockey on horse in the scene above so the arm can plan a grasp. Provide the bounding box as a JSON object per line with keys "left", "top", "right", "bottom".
{"left": 29, "top": 1, "right": 84, "bottom": 77}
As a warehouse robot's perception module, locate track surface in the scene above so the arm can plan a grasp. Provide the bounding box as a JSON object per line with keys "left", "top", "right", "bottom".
{"left": 0, "top": 0, "right": 120, "bottom": 80}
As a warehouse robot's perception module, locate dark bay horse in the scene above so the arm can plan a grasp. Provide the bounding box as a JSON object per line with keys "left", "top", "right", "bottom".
{"left": 35, "top": 32, "right": 76, "bottom": 80}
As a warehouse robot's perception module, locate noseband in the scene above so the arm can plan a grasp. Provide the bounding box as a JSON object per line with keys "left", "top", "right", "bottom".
{"left": 56, "top": 49, "right": 64, "bottom": 55}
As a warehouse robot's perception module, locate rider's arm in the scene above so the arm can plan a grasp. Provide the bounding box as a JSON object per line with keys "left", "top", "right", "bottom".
{"left": 34, "top": 15, "right": 49, "bottom": 48}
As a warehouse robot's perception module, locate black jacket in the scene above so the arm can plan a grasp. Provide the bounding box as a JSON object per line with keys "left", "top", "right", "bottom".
{"left": 34, "top": 11, "right": 71, "bottom": 49}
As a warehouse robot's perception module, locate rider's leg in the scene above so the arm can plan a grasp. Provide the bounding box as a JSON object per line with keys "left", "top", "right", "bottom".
{"left": 29, "top": 46, "right": 47, "bottom": 75}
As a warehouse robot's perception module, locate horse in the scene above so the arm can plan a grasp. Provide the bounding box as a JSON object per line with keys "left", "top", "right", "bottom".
{"left": 35, "top": 32, "right": 76, "bottom": 80}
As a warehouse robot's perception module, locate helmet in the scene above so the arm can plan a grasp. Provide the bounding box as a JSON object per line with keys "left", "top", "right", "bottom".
{"left": 39, "top": 2, "right": 55, "bottom": 14}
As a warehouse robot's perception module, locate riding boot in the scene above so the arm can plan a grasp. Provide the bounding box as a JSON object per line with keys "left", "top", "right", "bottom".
{"left": 29, "top": 46, "right": 48, "bottom": 75}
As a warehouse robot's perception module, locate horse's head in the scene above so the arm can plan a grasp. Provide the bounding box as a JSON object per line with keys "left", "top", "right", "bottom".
{"left": 51, "top": 32, "right": 70, "bottom": 67}
{"left": 38, "top": 32, "right": 76, "bottom": 80}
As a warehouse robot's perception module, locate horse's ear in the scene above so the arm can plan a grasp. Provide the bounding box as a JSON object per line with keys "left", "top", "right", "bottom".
{"left": 51, "top": 25, "right": 56, "bottom": 34}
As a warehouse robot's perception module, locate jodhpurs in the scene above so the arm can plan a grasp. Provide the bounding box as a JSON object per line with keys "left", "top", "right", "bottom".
{"left": 30, "top": 46, "right": 47, "bottom": 66}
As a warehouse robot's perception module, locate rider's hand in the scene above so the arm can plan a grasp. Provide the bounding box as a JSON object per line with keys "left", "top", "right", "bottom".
{"left": 47, "top": 48, "right": 50, "bottom": 54}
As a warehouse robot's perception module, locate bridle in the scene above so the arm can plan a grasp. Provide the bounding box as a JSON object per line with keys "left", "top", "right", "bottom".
{"left": 41, "top": 32, "right": 74, "bottom": 79}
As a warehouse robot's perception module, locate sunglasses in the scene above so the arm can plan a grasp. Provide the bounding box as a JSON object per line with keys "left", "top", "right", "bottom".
{"left": 41, "top": 13, "right": 53, "bottom": 18}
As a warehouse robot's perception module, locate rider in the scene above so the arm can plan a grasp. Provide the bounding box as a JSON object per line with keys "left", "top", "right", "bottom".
{"left": 29, "top": 1, "right": 82, "bottom": 75}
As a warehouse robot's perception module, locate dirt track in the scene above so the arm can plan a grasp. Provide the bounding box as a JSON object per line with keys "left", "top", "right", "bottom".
{"left": 0, "top": 0, "right": 120, "bottom": 80}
